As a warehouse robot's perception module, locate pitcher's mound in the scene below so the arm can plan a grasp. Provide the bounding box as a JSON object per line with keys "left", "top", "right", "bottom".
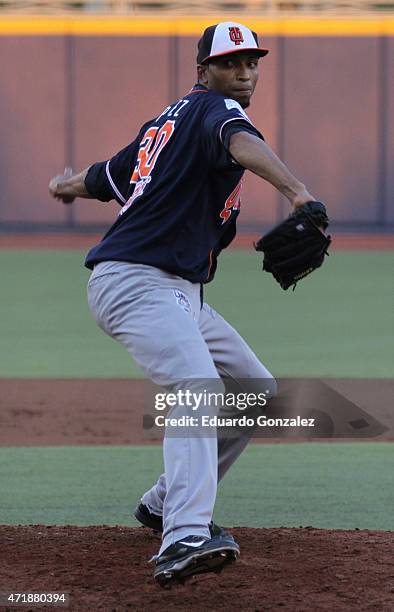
{"left": 1, "top": 525, "right": 393, "bottom": 611}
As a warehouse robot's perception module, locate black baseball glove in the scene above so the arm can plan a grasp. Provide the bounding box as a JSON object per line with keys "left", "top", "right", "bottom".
{"left": 254, "top": 201, "right": 331, "bottom": 290}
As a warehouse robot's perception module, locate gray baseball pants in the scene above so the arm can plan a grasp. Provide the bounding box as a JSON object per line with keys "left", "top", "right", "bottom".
{"left": 87, "top": 261, "right": 276, "bottom": 554}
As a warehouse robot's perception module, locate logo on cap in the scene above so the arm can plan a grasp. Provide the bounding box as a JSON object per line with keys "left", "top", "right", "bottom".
{"left": 228, "top": 26, "right": 244, "bottom": 46}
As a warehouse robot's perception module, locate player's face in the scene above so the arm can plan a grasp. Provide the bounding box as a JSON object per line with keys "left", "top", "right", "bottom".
{"left": 198, "top": 52, "right": 259, "bottom": 108}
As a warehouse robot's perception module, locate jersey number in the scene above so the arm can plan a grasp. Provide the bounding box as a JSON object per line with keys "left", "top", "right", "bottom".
{"left": 131, "top": 120, "right": 175, "bottom": 184}
{"left": 220, "top": 178, "right": 243, "bottom": 224}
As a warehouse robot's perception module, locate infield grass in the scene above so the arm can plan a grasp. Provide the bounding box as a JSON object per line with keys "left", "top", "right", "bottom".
{"left": 0, "top": 249, "right": 393, "bottom": 378}
{"left": 0, "top": 443, "right": 393, "bottom": 531}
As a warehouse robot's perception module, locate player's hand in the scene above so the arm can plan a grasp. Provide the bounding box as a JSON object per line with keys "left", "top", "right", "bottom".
{"left": 291, "top": 189, "right": 316, "bottom": 211}
{"left": 49, "top": 167, "right": 76, "bottom": 204}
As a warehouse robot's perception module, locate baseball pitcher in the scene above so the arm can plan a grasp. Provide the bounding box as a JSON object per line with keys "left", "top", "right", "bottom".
{"left": 49, "top": 22, "right": 322, "bottom": 587}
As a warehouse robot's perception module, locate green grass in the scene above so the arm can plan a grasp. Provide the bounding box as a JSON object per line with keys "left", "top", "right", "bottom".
{"left": 208, "top": 249, "right": 394, "bottom": 378}
{"left": 0, "top": 249, "right": 393, "bottom": 377}
{"left": 0, "top": 444, "right": 393, "bottom": 530}
{"left": 0, "top": 251, "right": 142, "bottom": 378}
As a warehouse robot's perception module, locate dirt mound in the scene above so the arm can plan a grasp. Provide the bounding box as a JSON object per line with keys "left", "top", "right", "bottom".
{"left": 1, "top": 525, "right": 393, "bottom": 611}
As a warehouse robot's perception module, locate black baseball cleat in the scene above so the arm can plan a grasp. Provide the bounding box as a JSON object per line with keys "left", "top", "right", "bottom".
{"left": 135, "top": 503, "right": 232, "bottom": 540}
{"left": 153, "top": 533, "right": 240, "bottom": 588}
{"left": 134, "top": 503, "right": 163, "bottom": 532}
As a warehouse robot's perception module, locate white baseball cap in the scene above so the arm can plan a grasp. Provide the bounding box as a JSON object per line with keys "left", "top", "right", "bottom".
{"left": 197, "top": 21, "right": 269, "bottom": 65}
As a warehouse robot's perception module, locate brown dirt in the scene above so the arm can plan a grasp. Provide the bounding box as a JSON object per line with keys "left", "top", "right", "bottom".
{"left": 0, "top": 525, "right": 393, "bottom": 611}
{"left": 0, "top": 379, "right": 148, "bottom": 447}
{"left": 1, "top": 233, "right": 394, "bottom": 251}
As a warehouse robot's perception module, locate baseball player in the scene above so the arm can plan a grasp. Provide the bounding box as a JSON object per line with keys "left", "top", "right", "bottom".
{"left": 49, "top": 22, "right": 316, "bottom": 587}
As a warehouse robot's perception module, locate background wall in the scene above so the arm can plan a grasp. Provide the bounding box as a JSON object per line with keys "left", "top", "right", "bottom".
{"left": 0, "top": 29, "right": 392, "bottom": 229}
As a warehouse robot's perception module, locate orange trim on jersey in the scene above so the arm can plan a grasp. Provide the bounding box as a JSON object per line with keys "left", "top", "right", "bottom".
{"left": 206, "top": 249, "right": 214, "bottom": 280}
{"left": 188, "top": 89, "right": 209, "bottom": 94}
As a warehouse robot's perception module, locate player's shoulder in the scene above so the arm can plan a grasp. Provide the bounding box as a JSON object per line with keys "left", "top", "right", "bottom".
{"left": 190, "top": 86, "right": 252, "bottom": 122}
{"left": 219, "top": 96, "right": 252, "bottom": 122}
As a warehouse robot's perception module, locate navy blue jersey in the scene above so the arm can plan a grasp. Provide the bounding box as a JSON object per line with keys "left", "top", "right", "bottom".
{"left": 85, "top": 84, "right": 263, "bottom": 283}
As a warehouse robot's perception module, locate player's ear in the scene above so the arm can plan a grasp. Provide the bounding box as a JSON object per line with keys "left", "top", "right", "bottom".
{"left": 197, "top": 63, "right": 209, "bottom": 85}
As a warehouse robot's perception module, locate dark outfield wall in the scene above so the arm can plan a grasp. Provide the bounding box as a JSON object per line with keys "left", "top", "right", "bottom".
{"left": 0, "top": 34, "right": 393, "bottom": 228}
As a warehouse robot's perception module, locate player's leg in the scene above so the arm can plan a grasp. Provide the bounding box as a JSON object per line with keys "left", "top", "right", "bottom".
{"left": 87, "top": 261, "right": 221, "bottom": 554}
{"left": 199, "top": 302, "right": 277, "bottom": 480}
{"left": 138, "top": 301, "right": 276, "bottom": 520}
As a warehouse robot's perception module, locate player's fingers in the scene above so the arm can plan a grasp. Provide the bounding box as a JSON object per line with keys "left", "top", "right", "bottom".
{"left": 49, "top": 171, "right": 74, "bottom": 202}
{"left": 49, "top": 178, "right": 59, "bottom": 197}
{"left": 49, "top": 174, "right": 65, "bottom": 187}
